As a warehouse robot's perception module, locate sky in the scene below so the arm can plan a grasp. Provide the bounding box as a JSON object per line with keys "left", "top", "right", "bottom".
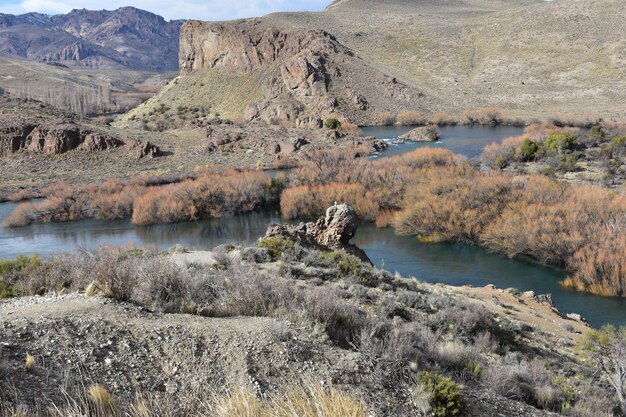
{"left": 0, "top": 0, "right": 331, "bottom": 20}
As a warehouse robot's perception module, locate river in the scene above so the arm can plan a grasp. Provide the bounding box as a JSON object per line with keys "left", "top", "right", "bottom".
{"left": 2, "top": 125, "right": 624, "bottom": 327}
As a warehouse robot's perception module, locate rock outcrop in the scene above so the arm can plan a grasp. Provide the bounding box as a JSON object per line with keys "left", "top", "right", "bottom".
{"left": 1, "top": 123, "right": 126, "bottom": 156}
{"left": 264, "top": 204, "right": 372, "bottom": 264}
{"left": 398, "top": 125, "right": 440, "bottom": 142}
{"left": 0, "top": 99, "right": 158, "bottom": 157}
{"left": 201, "top": 123, "right": 385, "bottom": 159}
{"left": 166, "top": 19, "right": 423, "bottom": 127}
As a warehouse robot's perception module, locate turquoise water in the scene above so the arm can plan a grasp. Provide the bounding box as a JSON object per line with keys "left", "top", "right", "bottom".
{"left": 363, "top": 125, "right": 524, "bottom": 159}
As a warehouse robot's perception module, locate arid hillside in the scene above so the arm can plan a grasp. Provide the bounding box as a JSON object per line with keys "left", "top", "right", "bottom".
{"left": 121, "top": 0, "right": 626, "bottom": 127}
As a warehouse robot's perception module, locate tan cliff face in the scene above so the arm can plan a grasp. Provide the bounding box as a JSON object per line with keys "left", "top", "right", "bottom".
{"left": 177, "top": 20, "right": 365, "bottom": 126}
{"left": 124, "top": 18, "right": 426, "bottom": 127}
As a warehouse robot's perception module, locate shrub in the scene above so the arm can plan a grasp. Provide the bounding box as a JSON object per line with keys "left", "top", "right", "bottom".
{"left": 319, "top": 251, "right": 366, "bottom": 280}
{"left": 431, "top": 112, "right": 457, "bottom": 126}
{"left": 339, "top": 121, "right": 362, "bottom": 134}
{"left": 416, "top": 371, "right": 462, "bottom": 417}
{"left": 576, "top": 325, "right": 626, "bottom": 416}
{"left": 131, "top": 170, "right": 274, "bottom": 225}
{"left": 257, "top": 237, "right": 294, "bottom": 261}
{"left": 464, "top": 107, "right": 509, "bottom": 126}
{"left": 611, "top": 136, "right": 626, "bottom": 152}
{"left": 0, "top": 280, "right": 18, "bottom": 298}
{"left": 396, "top": 111, "right": 426, "bottom": 126}
{"left": 589, "top": 125, "right": 606, "bottom": 142}
{"left": 324, "top": 118, "right": 342, "bottom": 130}
{"left": 280, "top": 183, "right": 379, "bottom": 221}
{"left": 376, "top": 112, "right": 396, "bottom": 126}
{"left": 520, "top": 138, "right": 539, "bottom": 161}
{"left": 544, "top": 132, "right": 578, "bottom": 153}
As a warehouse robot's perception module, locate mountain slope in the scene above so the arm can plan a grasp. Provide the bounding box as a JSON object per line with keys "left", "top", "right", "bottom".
{"left": 0, "top": 7, "right": 183, "bottom": 71}
{"left": 123, "top": 0, "right": 626, "bottom": 126}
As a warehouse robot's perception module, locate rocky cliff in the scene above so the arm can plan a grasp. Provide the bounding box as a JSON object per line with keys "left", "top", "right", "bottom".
{"left": 121, "top": 18, "right": 426, "bottom": 127}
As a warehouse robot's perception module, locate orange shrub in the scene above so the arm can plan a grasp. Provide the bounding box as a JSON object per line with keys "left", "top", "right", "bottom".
{"left": 431, "top": 112, "right": 457, "bottom": 126}
{"left": 394, "top": 170, "right": 516, "bottom": 242}
{"left": 131, "top": 170, "right": 273, "bottom": 225}
{"left": 7, "top": 189, "right": 35, "bottom": 202}
{"left": 280, "top": 183, "right": 379, "bottom": 221}
{"left": 338, "top": 121, "right": 362, "bottom": 134}
{"left": 396, "top": 111, "right": 426, "bottom": 126}
{"left": 464, "top": 107, "right": 510, "bottom": 126}
{"left": 376, "top": 112, "right": 396, "bottom": 126}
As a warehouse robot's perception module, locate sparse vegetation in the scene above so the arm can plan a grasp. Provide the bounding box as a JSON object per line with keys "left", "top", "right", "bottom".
{"left": 0, "top": 241, "right": 620, "bottom": 415}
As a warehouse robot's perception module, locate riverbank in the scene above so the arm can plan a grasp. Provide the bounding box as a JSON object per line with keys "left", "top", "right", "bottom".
{"left": 0, "top": 239, "right": 608, "bottom": 417}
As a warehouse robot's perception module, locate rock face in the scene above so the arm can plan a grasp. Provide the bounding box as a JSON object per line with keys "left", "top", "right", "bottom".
{"left": 0, "top": 97, "right": 160, "bottom": 158}
{"left": 398, "top": 125, "right": 440, "bottom": 142}
{"left": 264, "top": 204, "right": 372, "bottom": 264}
{"left": 0, "top": 123, "right": 125, "bottom": 157}
{"left": 173, "top": 19, "right": 422, "bottom": 127}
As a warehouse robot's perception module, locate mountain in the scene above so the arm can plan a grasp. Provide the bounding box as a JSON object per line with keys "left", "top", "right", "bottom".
{"left": 121, "top": 0, "right": 626, "bottom": 126}
{"left": 0, "top": 7, "right": 183, "bottom": 71}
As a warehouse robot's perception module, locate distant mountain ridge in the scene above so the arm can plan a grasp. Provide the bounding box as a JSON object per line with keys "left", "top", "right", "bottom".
{"left": 0, "top": 7, "right": 183, "bottom": 71}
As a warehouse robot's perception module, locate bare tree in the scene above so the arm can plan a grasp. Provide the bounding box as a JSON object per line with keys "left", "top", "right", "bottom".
{"left": 577, "top": 325, "right": 626, "bottom": 416}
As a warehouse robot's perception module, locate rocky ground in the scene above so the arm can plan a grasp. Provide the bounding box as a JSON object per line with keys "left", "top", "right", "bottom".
{"left": 0, "top": 97, "right": 385, "bottom": 199}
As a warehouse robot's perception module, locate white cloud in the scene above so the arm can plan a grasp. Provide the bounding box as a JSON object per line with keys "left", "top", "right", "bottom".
{"left": 2, "top": 0, "right": 331, "bottom": 20}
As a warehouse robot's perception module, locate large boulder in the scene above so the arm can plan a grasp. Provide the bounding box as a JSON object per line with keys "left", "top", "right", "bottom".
{"left": 398, "top": 125, "right": 440, "bottom": 142}
{"left": 264, "top": 204, "right": 372, "bottom": 264}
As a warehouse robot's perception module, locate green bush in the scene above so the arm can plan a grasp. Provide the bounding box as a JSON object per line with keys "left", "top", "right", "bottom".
{"left": 589, "top": 125, "right": 606, "bottom": 142}
{"left": 257, "top": 237, "right": 294, "bottom": 261}
{"left": 0, "top": 255, "right": 42, "bottom": 276}
{"left": 324, "top": 118, "right": 342, "bottom": 130}
{"left": 0, "top": 279, "right": 18, "bottom": 298}
{"left": 269, "top": 173, "right": 289, "bottom": 196}
{"left": 520, "top": 138, "right": 539, "bottom": 161}
{"left": 611, "top": 136, "right": 626, "bottom": 152}
{"left": 319, "top": 251, "right": 365, "bottom": 280}
{"left": 417, "top": 371, "right": 462, "bottom": 417}
{"left": 544, "top": 132, "right": 578, "bottom": 154}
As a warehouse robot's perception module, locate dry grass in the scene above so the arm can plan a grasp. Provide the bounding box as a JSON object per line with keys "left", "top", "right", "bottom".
{"left": 464, "top": 107, "right": 510, "bottom": 126}
{"left": 1, "top": 382, "right": 366, "bottom": 417}
{"left": 24, "top": 354, "right": 35, "bottom": 373}
{"left": 88, "top": 385, "right": 116, "bottom": 413}
{"left": 396, "top": 111, "right": 426, "bottom": 126}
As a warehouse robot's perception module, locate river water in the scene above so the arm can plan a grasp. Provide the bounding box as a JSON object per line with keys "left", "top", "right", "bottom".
{"left": 362, "top": 125, "right": 525, "bottom": 159}
{"left": 2, "top": 126, "right": 624, "bottom": 327}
